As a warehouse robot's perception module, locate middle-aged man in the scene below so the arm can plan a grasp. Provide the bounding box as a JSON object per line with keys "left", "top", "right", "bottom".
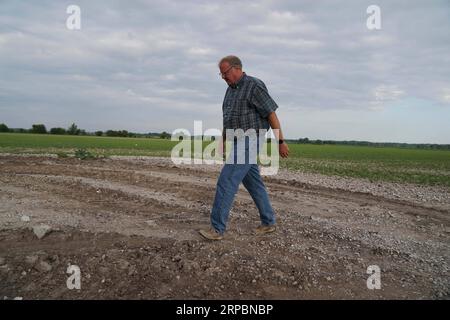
{"left": 199, "top": 55, "right": 289, "bottom": 240}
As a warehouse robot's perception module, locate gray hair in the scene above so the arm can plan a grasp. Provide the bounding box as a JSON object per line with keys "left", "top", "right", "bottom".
{"left": 218, "top": 55, "right": 242, "bottom": 69}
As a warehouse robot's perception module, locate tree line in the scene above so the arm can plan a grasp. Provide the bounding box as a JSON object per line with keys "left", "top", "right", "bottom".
{"left": 0, "top": 123, "right": 171, "bottom": 139}
{"left": 1, "top": 122, "right": 448, "bottom": 150}
{"left": 291, "top": 138, "right": 450, "bottom": 150}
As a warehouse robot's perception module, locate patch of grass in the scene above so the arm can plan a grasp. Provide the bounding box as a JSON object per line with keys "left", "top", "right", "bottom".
{"left": 56, "top": 151, "right": 69, "bottom": 158}
{"left": 74, "top": 148, "right": 95, "bottom": 160}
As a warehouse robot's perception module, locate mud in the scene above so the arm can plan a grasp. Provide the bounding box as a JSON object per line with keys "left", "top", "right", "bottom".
{"left": 0, "top": 155, "right": 448, "bottom": 299}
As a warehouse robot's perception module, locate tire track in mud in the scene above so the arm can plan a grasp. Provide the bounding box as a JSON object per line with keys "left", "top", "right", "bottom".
{"left": 2, "top": 162, "right": 448, "bottom": 269}
{"left": 2, "top": 160, "right": 449, "bottom": 248}
{"left": 3, "top": 158, "right": 447, "bottom": 221}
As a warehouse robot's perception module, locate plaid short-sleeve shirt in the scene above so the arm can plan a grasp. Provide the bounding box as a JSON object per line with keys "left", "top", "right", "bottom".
{"left": 222, "top": 73, "right": 278, "bottom": 132}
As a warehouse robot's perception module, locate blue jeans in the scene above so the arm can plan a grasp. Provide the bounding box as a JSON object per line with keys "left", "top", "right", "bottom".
{"left": 210, "top": 136, "right": 276, "bottom": 234}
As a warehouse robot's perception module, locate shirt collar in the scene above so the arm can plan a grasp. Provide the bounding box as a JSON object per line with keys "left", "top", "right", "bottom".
{"left": 229, "top": 72, "right": 246, "bottom": 89}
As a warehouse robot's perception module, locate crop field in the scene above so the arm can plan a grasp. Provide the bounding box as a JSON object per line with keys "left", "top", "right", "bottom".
{"left": 1, "top": 133, "right": 449, "bottom": 186}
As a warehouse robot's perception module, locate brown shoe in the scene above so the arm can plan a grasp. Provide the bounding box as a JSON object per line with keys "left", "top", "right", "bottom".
{"left": 255, "top": 224, "right": 276, "bottom": 235}
{"left": 199, "top": 228, "right": 224, "bottom": 240}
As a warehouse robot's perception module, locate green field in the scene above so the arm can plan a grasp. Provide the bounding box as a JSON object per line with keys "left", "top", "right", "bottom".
{"left": 1, "top": 133, "right": 449, "bottom": 187}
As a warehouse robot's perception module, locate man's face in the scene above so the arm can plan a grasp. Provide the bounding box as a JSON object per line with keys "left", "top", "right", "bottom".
{"left": 219, "top": 62, "right": 242, "bottom": 86}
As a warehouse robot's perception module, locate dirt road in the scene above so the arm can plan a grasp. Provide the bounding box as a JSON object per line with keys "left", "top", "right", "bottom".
{"left": 0, "top": 155, "right": 449, "bottom": 299}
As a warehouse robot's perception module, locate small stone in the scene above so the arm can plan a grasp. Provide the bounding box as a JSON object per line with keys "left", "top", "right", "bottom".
{"left": 13, "top": 297, "right": 23, "bottom": 300}
{"left": 99, "top": 267, "right": 109, "bottom": 274}
{"left": 25, "top": 255, "right": 39, "bottom": 265}
{"left": 34, "top": 261, "right": 52, "bottom": 272}
{"left": 32, "top": 224, "right": 52, "bottom": 239}
{"left": 21, "top": 215, "right": 31, "bottom": 222}
{"left": 0, "top": 257, "right": 5, "bottom": 265}
{"left": 145, "top": 220, "right": 157, "bottom": 227}
{"left": 0, "top": 265, "right": 9, "bottom": 274}
{"left": 117, "top": 259, "right": 130, "bottom": 270}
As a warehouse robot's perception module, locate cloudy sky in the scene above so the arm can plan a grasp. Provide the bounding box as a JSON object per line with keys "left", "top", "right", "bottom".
{"left": 1, "top": 0, "right": 449, "bottom": 143}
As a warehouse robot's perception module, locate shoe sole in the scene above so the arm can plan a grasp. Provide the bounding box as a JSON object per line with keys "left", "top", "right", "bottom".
{"left": 199, "top": 230, "right": 223, "bottom": 240}
{"left": 255, "top": 228, "right": 276, "bottom": 236}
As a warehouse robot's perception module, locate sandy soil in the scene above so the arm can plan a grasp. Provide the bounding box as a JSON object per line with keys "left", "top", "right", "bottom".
{"left": 0, "top": 155, "right": 449, "bottom": 299}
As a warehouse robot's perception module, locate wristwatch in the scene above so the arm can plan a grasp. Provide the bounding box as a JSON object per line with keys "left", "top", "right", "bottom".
{"left": 278, "top": 139, "right": 284, "bottom": 145}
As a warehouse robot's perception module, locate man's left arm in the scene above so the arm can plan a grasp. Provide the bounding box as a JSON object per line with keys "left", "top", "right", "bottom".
{"left": 267, "top": 112, "right": 289, "bottom": 158}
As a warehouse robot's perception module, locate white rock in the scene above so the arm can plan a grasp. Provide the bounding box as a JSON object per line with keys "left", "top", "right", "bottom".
{"left": 13, "top": 297, "right": 23, "bottom": 300}
{"left": 25, "top": 255, "right": 39, "bottom": 265}
{"left": 145, "top": 220, "right": 157, "bottom": 227}
{"left": 32, "top": 224, "right": 52, "bottom": 239}
{"left": 21, "top": 215, "right": 31, "bottom": 222}
{"left": 35, "top": 261, "right": 52, "bottom": 272}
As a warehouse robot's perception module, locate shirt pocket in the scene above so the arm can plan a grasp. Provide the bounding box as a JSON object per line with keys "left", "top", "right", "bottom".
{"left": 231, "top": 98, "right": 251, "bottom": 117}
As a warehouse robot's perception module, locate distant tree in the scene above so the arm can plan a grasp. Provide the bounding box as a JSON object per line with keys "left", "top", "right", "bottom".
{"left": 50, "top": 127, "right": 66, "bottom": 135}
{"left": 95, "top": 131, "right": 103, "bottom": 136}
{"left": 160, "top": 131, "right": 171, "bottom": 139}
{"left": 79, "top": 129, "right": 87, "bottom": 136}
{"left": 0, "top": 123, "right": 9, "bottom": 132}
{"left": 31, "top": 124, "right": 47, "bottom": 134}
{"left": 117, "top": 130, "right": 128, "bottom": 137}
{"left": 67, "top": 123, "right": 80, "bottom": 135}
{"left": 298, "top": 137, "right": 309, "bottom": 144}
{"left": 105, "top": 130, "right": 129, "bottom": 137}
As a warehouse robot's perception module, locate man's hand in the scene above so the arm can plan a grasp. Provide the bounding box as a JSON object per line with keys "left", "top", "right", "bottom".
{"left": 267, "top": 112, "right": 289, "bottom": 158}
{"left": 279, "top": 142, "right": 289, "bottom": 158}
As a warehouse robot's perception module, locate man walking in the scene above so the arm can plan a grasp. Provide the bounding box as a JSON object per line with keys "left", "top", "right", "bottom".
{"left": 199, "top": 55, "right": 289, "bottom": 240}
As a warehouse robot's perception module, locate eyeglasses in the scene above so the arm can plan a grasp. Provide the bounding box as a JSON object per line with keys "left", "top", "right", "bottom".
{"left": 219, "top": 65, "right": 233, "bottom": 77}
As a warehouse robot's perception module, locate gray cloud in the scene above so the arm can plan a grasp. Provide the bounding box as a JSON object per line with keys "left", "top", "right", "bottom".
{"left": 0, "top": 0, "right": 449, "bottom": 143}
